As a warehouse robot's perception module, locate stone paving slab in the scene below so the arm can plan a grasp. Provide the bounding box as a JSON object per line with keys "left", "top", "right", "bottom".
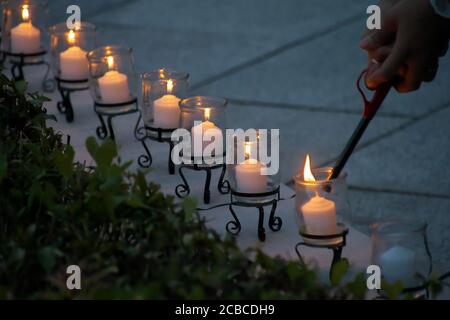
{"left": 345, "top": 106, "right": 450, "bottom": 196}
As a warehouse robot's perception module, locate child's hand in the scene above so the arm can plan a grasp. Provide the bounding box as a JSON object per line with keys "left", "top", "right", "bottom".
{"left": 360, "top": 0, "right": 449, "bottom": 92}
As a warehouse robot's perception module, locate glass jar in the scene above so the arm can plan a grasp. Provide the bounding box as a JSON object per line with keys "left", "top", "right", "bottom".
{"left": 371, "top": 220, "right": 431, "bottom": 289}
{"left": 49, "top": 22, "right": 96, "bottom": 84}
{"left": 294, "top": 165, "right": 349, "bottom": 244}
{"left": 179, "top": 96, "right": 227, "bottom": 165}
{"left": 141, "top": 69, "right": 189, "bottom": 130}
{"left": 227, "top": 129, "right": 281, "bottom": 203}
{"left": 87, "top": 45, "right": 138, "bottom": 114}
{"left": 1, "top": 0, "right": 48, "bottom": 56}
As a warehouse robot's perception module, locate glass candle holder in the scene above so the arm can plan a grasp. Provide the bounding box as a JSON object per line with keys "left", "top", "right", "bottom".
{"left": 50, "top": 22, "right": 96, "bottom": 83}
{"left": 179, "top": 96, "right": 227, "bottom": 164}
{"left": 87, "top": 45, "right": 138, "bottom": 114}
{"left": 371, "top": 220, "right": 431, "bottom": 289}
{"left": 141, "top": 69, "right": 189, "bottom": 130}
{"left": 227, "top": 131, "right": 281, "bottom": 204}
{"left": 1, "top": 0, "right": 48, "bottom": 55}
{"left": 294, "top": 165, "right": 349, "bottom": 244}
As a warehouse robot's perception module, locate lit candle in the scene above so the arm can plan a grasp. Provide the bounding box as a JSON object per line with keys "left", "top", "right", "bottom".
{"left": 10, "top": 5, "right": 41, "bottom": 54}
{"left": 300, "top": 155, "right": 337, "bottom": 235}
{"left": 380, "top": 245, "right": 415, "bottom": 284}
{"left": 59, "top": 30, "right": 89, "bottom": 80}
{"left": 235, "top": 142, "right": 267, "bottom": 194}
{"left": 98, "top": 56, "right": 131, "bottom": 104}
{"left": 191, "top": 108, "right": 222, "bottom": 154}
{"left": 153, "top": 79, "right": 180, "bottom": 128}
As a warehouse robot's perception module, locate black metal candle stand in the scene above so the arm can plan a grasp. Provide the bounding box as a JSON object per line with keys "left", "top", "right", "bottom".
{"left": 1, "top": 50, "right": 54, "bottom": 92}
{"left": 175, "top": 153, "right": 230, "bottom": 204}
{"left": 137, "top": 125, "right": 177, "bottom": 174}
{"left": 226, "top": 187, "right": 283, "bottom": 242}
{"left": 55, "top": 77, "right": 89, "bottom": 123}
{"left": 94, "top": 98, "right": 139, "bottom": 141}
{"left": 295, "top": 223, "right": 349, "bottom": 281}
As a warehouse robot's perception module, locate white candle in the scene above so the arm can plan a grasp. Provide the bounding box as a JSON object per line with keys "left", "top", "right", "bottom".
{"left": 299, "top": 154, "right": 337, "bottom": 235}
{"left": 380, "top": 246, "right": 415, "bottom": 284}
{"left": 59, "top": 30, "right": 89, "bottom": 80}
{"left": 235, "top": 143, "right": 267, "bottom": 193}
{"left": 60, "top": 46, "right": 89, "bottom": 80}
{"left": 11, "top": 22, "right": 40, "bottom": 54}
{"left": 301, "top": 195, "right": 337, "bottom": 235}
{"left": 153, "top": 79, "right": 180, "bottom": 128}
{"left": 10, "top": 5, "right": 40, "bottom": 54}
{"left": 98, "top": 56, "right": 130, "bottom": 104}
{"left": 191, "top": 108, "right": 222, "bottom": 154}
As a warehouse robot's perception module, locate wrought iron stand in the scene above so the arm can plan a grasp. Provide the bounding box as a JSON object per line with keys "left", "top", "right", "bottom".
{"left": 55, "top": 77, "right": 89, "bottom": 123}
{"left": 94, "top": 98, "right": 139, "bottom": 141}
{"left": 226, "top": 187, "right": 283, "bottom": 242}
{"left": 1, "top": 50, "right": 54, "bottom": 92}
{"left": 137, "top": 126, "right": 177, "bottom": 174}
{"left": 175, "top": 154, "right": 230, "bottom": 204}
{"left": 295, "top": 223, "right": 349, "bottom": 281}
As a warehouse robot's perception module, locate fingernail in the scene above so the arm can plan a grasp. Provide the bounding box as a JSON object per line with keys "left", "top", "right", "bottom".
{"left": 359, "top": 37, "right": 370, "bottom": 49}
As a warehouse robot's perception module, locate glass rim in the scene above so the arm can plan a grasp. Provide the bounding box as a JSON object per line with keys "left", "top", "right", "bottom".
{"left": 141, "top": 69, "right": 189, "bottom": 81}
{"left": 294, "top": 166, "right": 347, "bottom": 186}
{"left": 370, "top": 219, "right": 427, "bottom": 236}
{"left": 49, "top": 21, "right": 96, "bottom": 34}
{"left": 87, "top": 45, "right": 132, "bottom": 62}
{"left": 179, "top": 96, "right": 227, "bottom": 112}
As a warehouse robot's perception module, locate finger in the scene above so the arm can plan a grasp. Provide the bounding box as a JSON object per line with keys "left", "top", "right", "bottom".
{"left": 366, "top": 41, "right": 409, "bottom": 89}
{"left": 368, "top": 46, "right": 392, "bottom": 62}
{"left": 359, "top": 14, "right": 396, "bottom": 50}
{"left": 395, "top": 56, "right": 427, "bottom": 93}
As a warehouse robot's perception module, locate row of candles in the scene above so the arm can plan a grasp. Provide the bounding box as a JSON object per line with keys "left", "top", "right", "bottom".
{"left": 3, "top": 2, "right": 421, "bottom": 287}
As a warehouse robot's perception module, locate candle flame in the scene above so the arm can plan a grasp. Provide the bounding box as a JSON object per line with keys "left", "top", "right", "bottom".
{"left": 22, "top": 5, "right": 30, "bottom": 21}
{"left": 204, "top": 108, "right": 211, "bottom": 121}
{"left": 244, "top": 142, "right": 251, "bottom": 159}
{"left": 67, "top": 30, "right": 76, "bottom": 45}
{"left": 107, "top": 56, "right": 115, "bottom": 70}
{"left": 167, "top": 79, "right": 173, "bottom": 94}
{"left": 303, "top": 154, "right": 316, "bottom": 182}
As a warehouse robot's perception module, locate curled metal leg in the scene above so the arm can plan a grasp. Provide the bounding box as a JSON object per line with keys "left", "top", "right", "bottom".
{"left": 217, "top": 163, "right": 230, "bottom": 194}
{"left": 168, "top": 141, "right": 175, "bottom": 175}
{"left": 295, "top": 242, "right": 307, "bottom": 265}
{"left": 268, "top": 201, "right": 282, "bottom": 232}
{"left": 96, "top": 113, "right": 108, "bottom": 139}
{"left": 138, "top": 138, "right": 153, "bottom": 168}
{"left": 257, "top": 206, "right": 266, "bottom": 242}
{"left": 11, "top": 63, "right": 24, "bottom": 81}
{"left": 226, "top": 205, "right": 241, "bottom": 235}
{"left": 107, "top": 116, "right": 115, "bottom": 141}
{"left": 134, "top": 113, "right": 146, "bottom": 140}
{"left": 203, "top": 167, "right": 212, "bottom": 204}
{"left": 175, "top": 166, "right": 190, "bottom": 198}
{"left": 57, "top": 88, "right": 74, "bottom": 122}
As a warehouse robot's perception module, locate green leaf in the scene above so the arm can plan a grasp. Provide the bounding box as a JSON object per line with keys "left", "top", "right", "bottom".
{"left": 86, "top": 137, "right": 117, "bottom": 168}
{"left": 330, "top": 258, "right": 350, "bottom": 286}
{"left": 54, "top": 145, "right": 75, "bottom": 178}
{"left": 14, "top": 80, "right": 27, "bottom": 95}
{"left": 182, "top": 197, "right": 197, "bottom": 219}
{"left": 38, "top": 246, "right": 62, "bottom": 273}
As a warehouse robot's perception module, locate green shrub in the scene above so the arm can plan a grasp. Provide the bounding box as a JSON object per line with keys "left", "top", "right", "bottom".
{"left": 0, "top": 73, "right": 366, "bottom": 299}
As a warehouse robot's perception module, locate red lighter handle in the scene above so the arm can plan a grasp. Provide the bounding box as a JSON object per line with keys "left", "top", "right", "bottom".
{"left": 357, "top": 69, "right": 392, "bottom": 120}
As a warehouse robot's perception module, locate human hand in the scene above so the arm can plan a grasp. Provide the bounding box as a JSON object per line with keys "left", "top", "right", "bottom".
{"left": 360, "top": 0, "right": 450, "bottom": 92}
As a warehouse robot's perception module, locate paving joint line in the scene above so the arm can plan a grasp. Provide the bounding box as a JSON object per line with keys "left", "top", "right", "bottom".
{"left": 348, "top": 185, "right": 450, "bottom": 200}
